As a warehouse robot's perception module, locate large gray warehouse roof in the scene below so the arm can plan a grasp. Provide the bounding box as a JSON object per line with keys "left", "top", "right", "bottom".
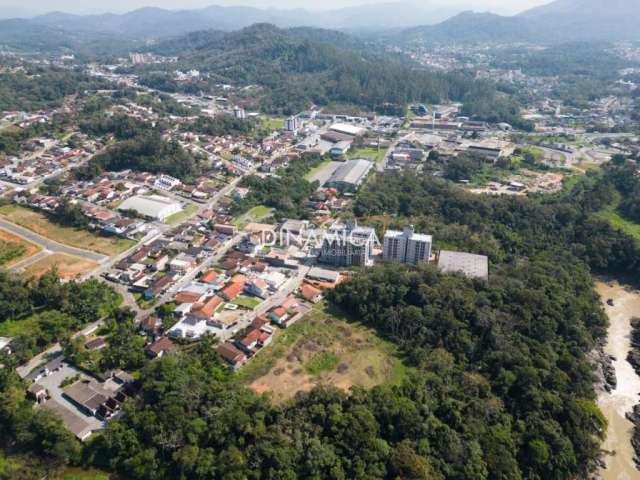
{"left": 438, "top": 250, "right": 489, "bottom": 280}
{"left": 326, "top": 159, "right": 373, "bottom": 187}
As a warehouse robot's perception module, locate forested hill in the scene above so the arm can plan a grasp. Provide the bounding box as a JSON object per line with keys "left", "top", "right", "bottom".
{"left": 145, "top": 23, "right": 528, "bottom": 124}
{"left": 393, "top": 0, "right": 640, "bottom": 45}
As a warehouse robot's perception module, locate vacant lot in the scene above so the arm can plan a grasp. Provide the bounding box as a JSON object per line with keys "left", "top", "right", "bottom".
{"left": 240, "top": 303, "right": 409, "bottom": 403}
{"left": 233, "top": 295, "right": 261, "bottom": 310}
{"left": 0, "top": 204, "right": 133, "bottom": 255}
{"left": 347, "top": 146, "right": 387, "bottom": 164}
{"left": 165, "top": 204, "right": 198, "bottom": 224}
{"left": 21, "top": 253, "right": 98, "bottom": 279}
{"left": 0, "top": 228, "right": 41, "bottom": 267}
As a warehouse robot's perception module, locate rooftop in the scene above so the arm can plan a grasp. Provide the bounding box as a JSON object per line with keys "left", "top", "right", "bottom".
{"left": 437, "top": 250, "right": 489, "bottom": 280}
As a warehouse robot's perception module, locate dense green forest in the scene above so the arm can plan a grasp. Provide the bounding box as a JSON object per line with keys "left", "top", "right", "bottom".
{"left": 76, "top": 132, "right": 205, "bottom": 182}
{"left": 0, "top": 270, "right": 121, "bottom": 363}
{"left": 0, "top": 67, "right": 110, "bottom": 112}
{"left": 144, "top": 23, "right": 526, "bottom": 121}
{"left": 232, "top": 153, "right": 323, "bottom": 220}
{"left": 355, "top": 170, "right": 640, "bottom": 273}
{"left": 182, "top": 114, "right": 258, "bottom": 137}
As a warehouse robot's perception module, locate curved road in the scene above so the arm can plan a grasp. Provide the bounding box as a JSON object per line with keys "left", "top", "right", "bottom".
{"left": 0, "top": 218, "right": 108, "bottom": 263}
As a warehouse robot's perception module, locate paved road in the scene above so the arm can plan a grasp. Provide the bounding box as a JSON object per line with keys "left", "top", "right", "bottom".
{"left": 9, "top": 250, "right": 50, "bottom": 272}
{"left": 0, "top": 219, "right": 108, "bottom": 263}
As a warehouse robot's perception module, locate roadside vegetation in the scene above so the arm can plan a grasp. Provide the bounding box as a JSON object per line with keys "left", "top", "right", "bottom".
{"left": 0, "top": 204, "right": 133, "bottom": 255}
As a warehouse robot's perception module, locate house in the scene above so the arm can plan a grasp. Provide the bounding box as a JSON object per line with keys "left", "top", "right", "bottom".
{"left": 175, "top": 291, "right": 204, "bottom": 304}
{"left": 63, "top": 381, "right": 111, "bottom": 417}
{"left": 27, "top": 383, "right": 48, "bottom": 404}
{"left": 200, "top": 270, "right": 221, "bottom": 285}
{"left": 214, "top": 224, "right": 238, "bottom": 236}
{"left": 236, "top": 324, "right": 275, "bottom": 354}
{"left": 140, "top": 316, "right": 162, "bottom": 336}
{"left": 144, "top": 274, "right": 175, "bottom": 300}
{"left": 220, "top": 281, "right": 245, "bottom": 301}
{"left": 85, "top": 337, "right": 107, "bottom": 351}
{"left": 169, "top": 254, "right": 197, "bottom": 274}
{"left": 217, "top": 342, "right": 247, "bottom": 370}
{"left": 188, "top": 295, "right": 223, "bottom": 322}
{"left": 26, "top": 356, "right": 64, "bottom": 382}
{"left": 300, "top": 284, "right": 323, "bottom": 303}
{"left": 245, "top": 278, "right": 269, "bottom": 298}
{"left": 268, "top": 307, "right": 289, "bottom": 327}
{"left": 146, "top": 336, "right": 176, "bottom": 358}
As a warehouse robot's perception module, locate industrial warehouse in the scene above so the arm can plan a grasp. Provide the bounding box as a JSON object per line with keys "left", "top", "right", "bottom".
{"left": 324, "top": 159, "right": 374, "bottom": 193}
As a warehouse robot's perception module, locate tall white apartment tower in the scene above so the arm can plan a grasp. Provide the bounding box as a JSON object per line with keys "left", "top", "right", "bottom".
{"left": 383, "top": 225, "right": 432, "bottom": 265}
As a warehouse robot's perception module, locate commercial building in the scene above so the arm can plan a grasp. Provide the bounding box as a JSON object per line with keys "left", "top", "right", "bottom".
{"left": 324, "top": 159, "right": 373, "bottom": 192}
{"left": 118, "top": 195, "right": 183, "bottom": 221}
{"left": 318, "top": 220, "right": 376, "bottom": 267}
{"left": 465, "top": 140, "right": 515, "bottom": 162}
{"left": 437, "top": 250, "right": 489, "bottom": 280}
{"left": 383, "top": 226, "right": 432, "bottom": 265}
{"left": 329, "top": 123, "right": 366, "bottom": 137}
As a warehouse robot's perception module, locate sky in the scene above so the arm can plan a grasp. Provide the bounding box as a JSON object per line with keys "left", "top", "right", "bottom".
{"left": 0, "top": 0, "right": 551, "bottom": 17}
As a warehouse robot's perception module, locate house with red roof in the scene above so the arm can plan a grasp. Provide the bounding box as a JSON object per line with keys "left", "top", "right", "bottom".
{"left": 220, "top": 281, "right": 245, "bottom": 301}
{"left": 217, "top": 343, "right": 247, "bottom": 370}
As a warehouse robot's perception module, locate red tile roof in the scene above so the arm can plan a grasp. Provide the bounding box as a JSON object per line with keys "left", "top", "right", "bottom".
{"left": 200, "top": 270, "right": 220, "bottom": 284}
{"left": 217, "top": 343, "right": 246, "bottom": 363}
{"left": 190, "top": 295, "right": 223, "bottom": 318}
{"left": 175, "top": 291, "right": 203, "bottom": 304}
{"left": 221, "top": 282, "right": 244, "bottom": 300}
{"left": 147, "top": 336, "right": 175, "bottom": 356}
{"left": 301, "top": 284, "right": 322, "bottom": 302}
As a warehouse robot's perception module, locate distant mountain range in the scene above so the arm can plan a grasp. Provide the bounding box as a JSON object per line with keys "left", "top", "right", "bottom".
{"left": 4, "top": 2, "right": 458, "bottom": 39}
{"left": 0, "top": 0, "right": 638, "bottom": 54}
{"left": 395, "top": 0, "right": 640, "bottom": 44}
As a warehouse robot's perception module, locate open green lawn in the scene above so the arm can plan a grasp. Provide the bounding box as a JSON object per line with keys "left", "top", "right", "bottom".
{"left": 246, "top": 205, "right": 272, "bottom": 220}
{"left": 233, "top": 205, "right": 272, "bottom": 228}
{"left": 304, "top": 159, "right": 332, "bottom": 181}
{"left": 233, "top": 295, "right": 261, "bottom": 310}
{"left": 261, "top": 117, "right": 284, "bottom": 132}
{"left": 165, "top": 204, "right": 198, "bottom": 224}
{"left": 347, "top": 147, "right": 387, "bottom": 164}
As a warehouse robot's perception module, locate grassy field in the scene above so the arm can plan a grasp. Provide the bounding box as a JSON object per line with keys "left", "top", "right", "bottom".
{"left": 0, "top": 204, "right": 133, "bottom": 256}
{"left": 233, "top": 205, "right": 272, "bottom": 228}
{"left": 233, "top": 295, "right": 261, "bottom": 310}
{"left": 0, "top": 228, "right": 41, "bottom": 267}
{"left": 165, "top": 204, "right": 198, "bottom": 224}
{"left": 239, "top": 303, "right": 409, "bottom": 403}
{"left": 261, "top": 116, "right": 284, "bottom": 132}
{"left": 21, "top": 253, "right": 99, "bottom": 279}
{"left": 347, "top": 146, "right": 387, "bottom": 164}
{"left": 304, "top": 159, "right": 332, "bottom": 181}
{"left": 595, "top": 205, "right": 640, "bottom": 244}
{"left": 246, "top": 205, "right": 272, "bottom": 220}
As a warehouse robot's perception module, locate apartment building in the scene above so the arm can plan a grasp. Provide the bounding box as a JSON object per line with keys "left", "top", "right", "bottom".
{"left": 383, "top": 225, "right": 432, "bottom": 265}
